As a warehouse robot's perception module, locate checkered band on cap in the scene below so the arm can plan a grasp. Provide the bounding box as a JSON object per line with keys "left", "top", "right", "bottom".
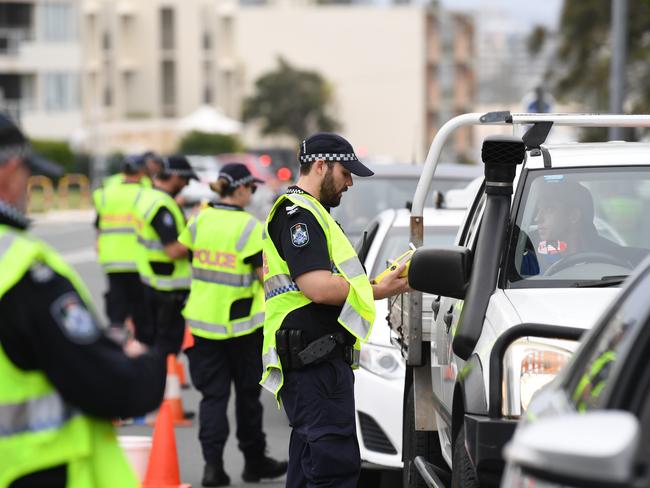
{"left": 0, "top": 143, "right": 30, "bottom": 164}
{"left": 299, "top": 153, "right": 358, "bottom": 163}
{"left": 219, "top": 172, "right": 256, "bottom": 188}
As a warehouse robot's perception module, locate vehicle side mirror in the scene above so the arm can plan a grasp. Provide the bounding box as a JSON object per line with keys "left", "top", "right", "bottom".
{"left": 503, "top": 411, "right": 639, "bottom": 487}
{"left": 408, "top": 246, "right": 472, "bottom": 300}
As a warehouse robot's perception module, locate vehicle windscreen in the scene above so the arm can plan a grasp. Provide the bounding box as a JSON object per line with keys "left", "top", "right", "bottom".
{"left": 508, "top": 167, "right": 650, "bottom": 288}
{"left": 371, "top": 225, "right": 458, "bottom": 278}
{"left": 333, "top": 177, "right": 469, "bottom": 236}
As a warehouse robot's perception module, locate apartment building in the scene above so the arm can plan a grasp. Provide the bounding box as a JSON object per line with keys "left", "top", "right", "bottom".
{"left": 0, "top": 0, "right": 82, "bottom": 139}
{"left": 80, "top": 0, "right": 239, "bottom": 153}
{"left": 78, "top": 0, "right": 474, "bottom": 161}
{"left": 235, "top": 4, "right": 475, "bottom": 162}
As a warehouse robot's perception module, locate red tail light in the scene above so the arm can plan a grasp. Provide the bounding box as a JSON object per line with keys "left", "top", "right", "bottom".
{"left": 277, "top": 167, "right": 292, "bottom": 181}
{"left": 259, "top": 154, "right": 272, "bottom": 167}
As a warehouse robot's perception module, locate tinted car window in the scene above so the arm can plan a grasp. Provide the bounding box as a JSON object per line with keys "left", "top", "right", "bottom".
{"left": 508, "top": 168, "right": 650, "bottom": 287}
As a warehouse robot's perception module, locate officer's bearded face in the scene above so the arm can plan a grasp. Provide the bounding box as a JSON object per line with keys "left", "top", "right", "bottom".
{"left": 320, "top": 163, "right": 351, "bottom": 208}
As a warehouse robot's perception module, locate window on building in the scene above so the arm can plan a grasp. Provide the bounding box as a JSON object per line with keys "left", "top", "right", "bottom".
{"left": 160, "top": 7, "right": 175, "bottom": 50}
{"left": 161, "top": 60, "right": 176, "bottom": 116}
{"left": 43, "top": 72, "right": 79, "bottom": 112}
{"left": 42, "top": 2, "right": 78, "bottom": 42}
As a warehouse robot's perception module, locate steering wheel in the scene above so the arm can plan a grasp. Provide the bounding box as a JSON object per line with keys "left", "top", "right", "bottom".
{"left": 544, "top": 251, "right": 632, "bottom": 276}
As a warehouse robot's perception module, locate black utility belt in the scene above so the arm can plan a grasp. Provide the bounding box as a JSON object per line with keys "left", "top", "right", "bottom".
{"left": 275, "top": 330, "right": 354, "bottom": 371}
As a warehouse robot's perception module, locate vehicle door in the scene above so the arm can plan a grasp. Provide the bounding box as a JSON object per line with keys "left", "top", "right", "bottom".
{"left": 430, "top": 186, "right": 486, "bottom": 446}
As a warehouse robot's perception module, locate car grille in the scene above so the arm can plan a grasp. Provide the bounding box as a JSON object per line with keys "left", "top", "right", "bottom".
{"left": 358, "top": 411, "right": 397, "bottom": 455}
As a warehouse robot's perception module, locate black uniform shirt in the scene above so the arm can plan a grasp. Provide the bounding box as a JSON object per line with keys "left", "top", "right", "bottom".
{"left": 148, "top": 197, "right": 183, "bottom": 276}
{"left": 268, "top": 187, "right": 353, "bottom": 344}
{"left": 0, "top": 205, "right": 171, "bottom": 426}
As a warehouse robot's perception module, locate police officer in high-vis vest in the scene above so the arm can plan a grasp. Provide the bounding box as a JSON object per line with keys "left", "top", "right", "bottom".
{"left": 92, "top": 154, "right": 149, "bottom": 336}
{"left": 0, "top": 116, "right": 185, "bottom": 486}
{"left": 134, "top": 155, "right": 195, "bottom": 345}
{"left": 102, "top": 150, "right": 159, "bottom": 189}
{"left": 261, "top": 133, "right": 409, "bottom": 487}
{"left": 178, "top": 163, "right": 287, "bottom": 487}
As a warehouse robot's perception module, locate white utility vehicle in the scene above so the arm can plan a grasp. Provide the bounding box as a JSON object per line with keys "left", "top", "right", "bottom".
{"left": 394, "top": 112, "right": 650, "bottom": 488}
{"left": 353, "top": 206, "right": 466, "bottom": 484}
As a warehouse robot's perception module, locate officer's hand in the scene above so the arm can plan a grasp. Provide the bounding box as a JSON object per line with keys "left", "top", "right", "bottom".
{"left": 154, "top": 292, "right": 186, "bottom": 355}
{"left": 372, "top": 263, "right": 410, "bottom": 300}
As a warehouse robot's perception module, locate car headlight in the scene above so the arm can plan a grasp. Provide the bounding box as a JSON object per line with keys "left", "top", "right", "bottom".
{"left": 359, "top": 343, "right": 405, "bottom": 379}
{"left": 502, "top": 338, "right": 574, "bottom": 417}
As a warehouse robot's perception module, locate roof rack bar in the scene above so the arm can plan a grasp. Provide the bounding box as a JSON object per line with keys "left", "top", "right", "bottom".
{"left": 411, "top": 111, "right": 650, "bottom": 219}
{"left": 510, "top": 113, "right": 650, "bottom": 126}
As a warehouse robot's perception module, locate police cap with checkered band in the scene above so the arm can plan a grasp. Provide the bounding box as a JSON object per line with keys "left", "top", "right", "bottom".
{"left": 160, "top": 154, "right": 199, "bottom": 180}
{"left": 299, "top": 132, "right": 374, "bottom": 177}
{"left": 0, "top": 112, "right": 62, "bottom": 178}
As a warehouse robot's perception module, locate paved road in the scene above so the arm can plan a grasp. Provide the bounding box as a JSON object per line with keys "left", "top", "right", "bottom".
{"left": 32, "top": 211, "right": 290, "bottom": 487}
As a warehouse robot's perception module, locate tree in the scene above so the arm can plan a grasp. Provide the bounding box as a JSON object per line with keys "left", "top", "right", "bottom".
{"left": 529, "top": 1, "right": 650, "bottom": 139}
{"left": 30, "top": 139, "right": 75, "bottom": 174}
{"left": 242, "top": 57, "right": 340, "bottom": 143}
{"left": 177, "top": 131, "right": 243, "bottom": 155}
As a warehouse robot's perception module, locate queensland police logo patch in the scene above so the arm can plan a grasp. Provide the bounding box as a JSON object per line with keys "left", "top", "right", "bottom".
{"left": 290, "top": 223, "right": 309, "bottom": 247}
{"left": 50, "top": 292, "right": 100, "bottom": 344}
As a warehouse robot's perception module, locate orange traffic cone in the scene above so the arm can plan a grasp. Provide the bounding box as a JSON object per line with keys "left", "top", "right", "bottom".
{"left": 163, "top": 355, "right": 192, "bottom": 427}
{"left": 181, "top": 325, "right": 194, "bottom": 351}
{"left": 175, "top": 357, "right": 190, "bottom": 389}
{"left": 142, "top": 401, "right": 191, "bottom": 488}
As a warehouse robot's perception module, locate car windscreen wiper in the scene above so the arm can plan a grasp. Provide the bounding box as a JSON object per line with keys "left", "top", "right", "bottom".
{"left": 574, "top": 275, "right": 629, "bottom": 288}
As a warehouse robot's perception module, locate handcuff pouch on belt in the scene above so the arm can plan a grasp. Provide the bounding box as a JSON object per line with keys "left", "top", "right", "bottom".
{"left": 275, "top": 330, "right": 353, "bottom": 370}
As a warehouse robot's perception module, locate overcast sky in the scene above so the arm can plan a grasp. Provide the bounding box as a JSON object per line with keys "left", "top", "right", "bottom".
{"left": 441, "top": 0, "right": 564, "bottom": 29}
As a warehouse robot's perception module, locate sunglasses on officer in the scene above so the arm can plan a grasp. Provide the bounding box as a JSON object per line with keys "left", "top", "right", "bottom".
{"left": 246, "top": 183, "right": 258, "bottom": 194}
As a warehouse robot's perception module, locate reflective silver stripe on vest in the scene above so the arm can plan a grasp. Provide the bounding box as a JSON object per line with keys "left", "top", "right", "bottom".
{"left": 262, "top": 347, "right": 280, "bottom": 368}
{"left": 188, "top": 312, "right": 264, "bottom": 336}
{"left": 232, "top": 312, "right": 265, "bottom": 334}
{"left": 288, "top": 194, "right": 329, "bottom": 229}
{"left": 236, "top": 217, "right": 257, "bottom": 252}
{"left": 261, "top": 368, "right": 283, "bottom": 394}
{"left": 187, "top": 318, "right": 228, "bottom": 335}
{"left": 143, "top": 199, "right": 163, "bottom": 221}
{"left": 0, "top": 232, "right": 16, "bottom": 258}
{"left": 141, "top": 275, "right": 191, "bottom": 289}
{"left": 192, "top": 267, "right": 255, "bottom": 287}
{"left": 189, "top": 219, "right": 197, "bottom": 244}
{"left": 339, "top": 299, "right": 371, "bottom": 340}
{"left": 261, "top": 348, "right": 282, "bottom": 393}
{"left": 262, "top": 229, "right": 267, "bottom": 240}
{"left": 264, "top": 274, "right": 299, "bottom": 299}
{"left": 337, "top": 256, "right": 365, "bottom": 278}
{"left": 137, "top": 235, "right": 164, "bottom": 250}
{"left": 0, "top": 392, "right": 79, "bottom": 437}
{"left": 100, "top": 227, "right": 135, "bottom": 235}
{"left": 102, "top": 261, "right": 138, "bottom": 271}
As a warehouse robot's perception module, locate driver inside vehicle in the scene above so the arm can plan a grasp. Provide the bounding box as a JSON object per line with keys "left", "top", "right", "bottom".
{"left": 520, "top": 181, "right": 633, "bottom": 276}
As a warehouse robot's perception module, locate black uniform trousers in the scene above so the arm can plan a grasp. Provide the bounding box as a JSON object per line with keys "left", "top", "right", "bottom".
{"left": 104, "top": 272, "right": 147, "bottom": 328}
{"left": 281, "top": 357, "right": 360, "bottom": 488}
{"left": 186, "top": 329, "right": 267, "bottom": 464}
{"left": 140, "top": 284, "right": 188, "bottom": 346}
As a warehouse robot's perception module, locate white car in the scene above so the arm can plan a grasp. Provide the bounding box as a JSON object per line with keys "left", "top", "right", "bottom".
{"left": 353, "top": 205, "right": 467, "bottom": 482}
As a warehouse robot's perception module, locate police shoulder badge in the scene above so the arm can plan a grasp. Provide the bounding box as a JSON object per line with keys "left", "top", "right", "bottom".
{"left": 50, "top": 292, "right": 100, "bottom": 344}
{"left": 290, "top": 223, "right": 309, "bottom": 247}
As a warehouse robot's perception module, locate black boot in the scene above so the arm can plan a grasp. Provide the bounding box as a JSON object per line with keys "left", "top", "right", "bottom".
{"left": 202, "top": 462, "right": 230, "bottom": 487}
{"left": 242, "top": 455, "right": 288, "bottom": 482}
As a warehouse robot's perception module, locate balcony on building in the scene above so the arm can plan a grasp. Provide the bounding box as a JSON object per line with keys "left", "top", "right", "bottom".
{"left": 0, "top": 2, "right": 35, "bottom": 56}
